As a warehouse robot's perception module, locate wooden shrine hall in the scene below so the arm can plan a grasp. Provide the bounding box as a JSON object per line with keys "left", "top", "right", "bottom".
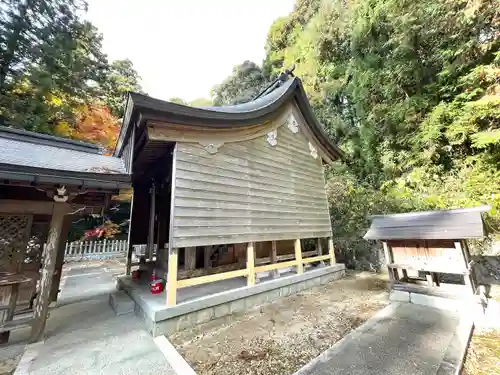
{"left": 364, "top": 206, "right": 490, "bottom": 298}
{"left": 0, "top": 127, "right": 130, "bottom": 343}
{"left": 114, "top": 72, "right": 346, "bottom": 334}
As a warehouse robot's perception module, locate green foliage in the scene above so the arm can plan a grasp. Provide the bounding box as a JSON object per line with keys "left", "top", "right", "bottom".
{"left": 168, "top": 97, "right": 188, "bottom": 105}
{"left": 168, "top": 97, "right": 213, "bottom": 107}
{"left": 189, "top": 98, "right": 213, "bottom": 107}
{"left": 211, "top": 0, "right": 499, "bottom": 260}
{"left": 259, "top": 0, "right": 500, "bottom": 260}
{"left": 100, "top": 59, "right": 142, "bottom": 118}
{"left": 0, "top": 0, "right": 142, "bottom": 135}
{"left": 211, "top": 61, "right": 269, "bottom": 106}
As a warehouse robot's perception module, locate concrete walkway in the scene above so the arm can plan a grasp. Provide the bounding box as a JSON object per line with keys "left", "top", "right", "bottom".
{"left": 5, "top": 261, "right": 175, "bottom": 375}
{"left": 293, "top": 303, "right": 466, "bottom": 375}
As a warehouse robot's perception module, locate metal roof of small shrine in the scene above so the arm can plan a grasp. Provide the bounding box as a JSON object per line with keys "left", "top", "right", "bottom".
{"left": 364, "top": 206, "right": 490, "bottom": 240}
{"left": 0, "top": 126, "right": 130, "bottom": 189}
{"left": 114, "top": 74, "right": 343, "bottom": 162}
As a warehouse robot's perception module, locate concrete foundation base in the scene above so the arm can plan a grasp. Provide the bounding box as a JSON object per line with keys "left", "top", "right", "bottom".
{"left": 117, "top": 264, "right": 346, "bottom": 337}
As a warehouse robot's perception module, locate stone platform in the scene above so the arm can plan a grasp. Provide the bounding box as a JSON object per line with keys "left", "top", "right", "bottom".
{"left": 117, "top": 264, "right": 346, "bottom": 336}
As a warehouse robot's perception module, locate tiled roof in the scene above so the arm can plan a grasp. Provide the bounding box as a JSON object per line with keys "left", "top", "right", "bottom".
{"left": 0, "top": 127, "right": 126, "bottom": 175}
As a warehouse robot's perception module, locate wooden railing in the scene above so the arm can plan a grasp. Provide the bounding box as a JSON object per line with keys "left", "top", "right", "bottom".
{"left": 166, "top": 238, "right": 337, "bottom": 306}
{"left": 62, "top": 239, "right": 128, "bottom": 258}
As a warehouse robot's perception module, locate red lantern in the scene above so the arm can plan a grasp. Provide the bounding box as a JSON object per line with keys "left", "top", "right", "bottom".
{"left": 149, "top": 279, "right": 166, "bottom": 294}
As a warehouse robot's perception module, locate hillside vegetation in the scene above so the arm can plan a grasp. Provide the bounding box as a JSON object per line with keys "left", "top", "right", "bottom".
{"left": 212, "top": 0, "right": 499, "bottom": 264}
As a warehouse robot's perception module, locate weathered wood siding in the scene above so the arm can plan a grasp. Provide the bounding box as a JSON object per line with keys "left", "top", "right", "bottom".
{"left": 172, "top": 123, "right": 332, "bottom": 248}
{"left": 389, "top": 239, "right": 464, "bottom": 268}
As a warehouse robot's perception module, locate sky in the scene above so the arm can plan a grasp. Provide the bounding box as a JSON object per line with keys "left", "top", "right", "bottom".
{"left": 86, "top": 0, "right": 295, "bottom": 102}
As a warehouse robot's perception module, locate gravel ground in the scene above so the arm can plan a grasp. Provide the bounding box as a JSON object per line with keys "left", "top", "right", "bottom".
{"left": 0, "top": 354, "right": 22, "bottom": 375}
{"left": 464, "top": 329, "right": 500, "bottom": 375}
{"left": 169, "top": 271, "right": 389, "bottom": 375}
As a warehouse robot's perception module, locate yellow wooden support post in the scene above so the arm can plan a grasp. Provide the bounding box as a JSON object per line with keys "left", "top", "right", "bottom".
{"left": 166, "top": 247, "right": 178, "bottom": 306}
{"left": 328, "top": 238, "right": 336, "bottom": 265}
{"left": 294, "top": 239, "right": 304, "bottom": 275}
{"left": 247, "top": 242, "right": 256, "bottom": 286}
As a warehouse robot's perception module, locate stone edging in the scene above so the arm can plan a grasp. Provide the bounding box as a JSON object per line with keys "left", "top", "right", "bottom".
{"left": 12, "top": 341, "right": 44, "bottom": 375}
{"left": 153, "top": 335, "right": 197, "bottom": 375}
{"left": 291, "top": 303, "right": 398, "bottom": 375}
{"left": 436, "top": 315, "right": 474, "bottom": 375}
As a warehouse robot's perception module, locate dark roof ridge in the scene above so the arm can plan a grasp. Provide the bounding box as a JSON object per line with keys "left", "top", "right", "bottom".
{"left": 368, "top": 205, "right": 491, "bottom": 220}
{"left": 0, "top": 126, "right": 102, "bottom": 154}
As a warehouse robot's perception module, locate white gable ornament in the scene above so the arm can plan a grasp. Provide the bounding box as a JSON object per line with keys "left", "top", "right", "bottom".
{"left": 200, "top": 142, "right": 224, "bottom": 154}
{"left": 54, "top": 186, "right": 69, "bottom": 202}
{"left": 309, "top": 142, "right": 318, "bottom": 159}
{"left": 286, "top": 114, "right": 299, "bottom": 134}
{"left": 266, "top": 129, "right": 277, "bottom": 146}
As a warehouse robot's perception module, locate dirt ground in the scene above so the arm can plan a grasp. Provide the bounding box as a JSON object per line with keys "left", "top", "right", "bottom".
{"left": 169, "top": 271, "right": 389, "bottom": 375}
{"left": 464, "top": 329, "right": 500, "bottom": 375}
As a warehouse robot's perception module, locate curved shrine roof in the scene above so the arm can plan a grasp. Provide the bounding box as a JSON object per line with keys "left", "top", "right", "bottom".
{"left": 115, "top": 76, "right": 343, "bottom": 162}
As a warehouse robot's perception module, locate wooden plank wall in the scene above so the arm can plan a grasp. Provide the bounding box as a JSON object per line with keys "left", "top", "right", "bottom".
{"left": 389, "top": 239, "right": 460, "bottom": 265}
{"left": 172, "top": 124, "right": 332, "bottom": 248}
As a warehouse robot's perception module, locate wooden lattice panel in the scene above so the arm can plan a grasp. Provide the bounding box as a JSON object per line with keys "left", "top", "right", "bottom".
{"left": 0, "top": 214, "right": 31, "bottom": 272}
{"left": 25, "top": 220, "right": 49, "bottom": 265}
{"left": 16, "top": 219, "right": 49, "bottom": 310}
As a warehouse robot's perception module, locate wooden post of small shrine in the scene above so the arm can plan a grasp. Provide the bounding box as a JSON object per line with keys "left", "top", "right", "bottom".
{"left": 247, "top": 242, "right": 256, "bottom": 285}
{"left": 295, "top": 239, "right": 304, "bottom": 275}
{"left": 166, "top": 246, "right": 178, "bottom": 306}
{"left": 271, "top": 240, "right": 279, "bottom": 279}
{"left": 30, "top": 202, "right": 69, "bottom": 342}
{"left": 455, "top": 240, "right": 475, "bottom": 294}
{"left": 382, "top": 241, "right": 399, "bottom": 282}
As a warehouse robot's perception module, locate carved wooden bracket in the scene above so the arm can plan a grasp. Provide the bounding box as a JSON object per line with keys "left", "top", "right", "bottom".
{"left": 38, "top": 185, "right": 80, "bottom": 203}
{"left": 309, "top": 142, "right": 318, "bottom": 159}
{"left": 266, "top": 130, "right": 277, "bottom": 146}
{"left": 286, "top": 113, "right": 299, "bottom": 134}
{"left": 199, "top": 142, "right": 224, "bottom": 154}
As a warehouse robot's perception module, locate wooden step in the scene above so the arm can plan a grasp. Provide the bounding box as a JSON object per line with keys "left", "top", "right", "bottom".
{"left": 0, "top": 317, "right": 32, "bottom": 333}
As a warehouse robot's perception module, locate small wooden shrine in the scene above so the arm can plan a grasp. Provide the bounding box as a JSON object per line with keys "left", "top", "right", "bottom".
{"left": 115, "top": 71, "right": 344, "bottom": 307}
{"left": 364, "top": 206, "right": 490, "bottom": 297}
{"left": 0, "top": 127, "right": 130, "bottom": 343}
